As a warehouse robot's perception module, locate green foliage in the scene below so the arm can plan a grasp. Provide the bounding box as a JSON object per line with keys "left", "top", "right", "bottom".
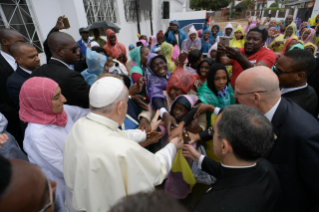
{"left": 224, "top": 11, "right": 230, "bottom": 16}
{"left": 190, "top": 0, "right": 233, "bottom": 11}
{"left": 269, "top": 2, "right": 279, "bottom": 7}
{"left": 236, "top": 0, "right": 256, "bottom": 9}
{"left": 264, "top": 7, "right": 280, "bottom": 11}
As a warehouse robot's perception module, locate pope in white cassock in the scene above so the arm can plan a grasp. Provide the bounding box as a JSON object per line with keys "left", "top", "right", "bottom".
{"left": 63, "top": 77, "right": 183, "bottom": 212}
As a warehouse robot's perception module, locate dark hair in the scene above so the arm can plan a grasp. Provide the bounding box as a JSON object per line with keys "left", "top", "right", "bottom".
{"left": 283, "top": 49, "right": 316, "bottom": 77}
{"left": 0, "top": 156, "right": 12, "bottom": 197}
{"left": 207, "top": 63, "right": 230, "bottom": 95}
{"left": 10, "top": 42, "right": 35, "bottom": 57}
{"left": 197, "top": 58, "right": 215, "bottom": 76}
{"left": 121, "top": 74, "right": 131, "bottom": 89}
{"left": 187, "top": 49, "right": 202, "bottom": 67}
{"left": 139, "top": 35, "right": 147, "bottom": 40}
{"left": 109, "top": 190, "right": 187, "bottom": 212}
{"left": 91, "top": 47, "right": 107, "bottom": 55}
{"left": 217, "top": 105, "right": 274, "bottom": 161}
{"left": 247, "top": 26, "right": 268, "bottom": 41}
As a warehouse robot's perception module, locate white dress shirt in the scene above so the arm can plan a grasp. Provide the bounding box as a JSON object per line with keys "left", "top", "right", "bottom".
{"left": 281, "top": 83, "right": 308, "bottom": 95}
{"left": 264, "top": 97, "right": 281, "bottom": 122}
{"left": 23, "top": 105, "right": 89, "bottom": 212}
{"left": 1, "top": 50, "right": 17, "bottom": 71}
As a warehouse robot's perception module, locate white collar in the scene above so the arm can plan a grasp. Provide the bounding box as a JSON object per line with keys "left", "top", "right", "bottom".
{"left": 19, "top": 66, "right": 32, "bottom": 75}
{"left": 1, "top": 50, "right": 17, "bottom": 71}
{"left": 51, "top": 57, "right": 72, "bottom": 70}
{"left": 281, "top": 83, "right": 308, "bottom": 95}
{"left": 221, "top": 162, "right": 257, "bottom": 168}
{"left": 89, "top": 112, "right": 119, "bottom": 126}
{"left": 264, "top": 97, "right": 281, "bottom": 122}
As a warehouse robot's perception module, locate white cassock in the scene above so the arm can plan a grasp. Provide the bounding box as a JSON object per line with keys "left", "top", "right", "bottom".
{"left": 23, "top": 105, "right": 89, "bottom": 212}
{"left": 63, "top": 112, "right": 177, "bottom": 212}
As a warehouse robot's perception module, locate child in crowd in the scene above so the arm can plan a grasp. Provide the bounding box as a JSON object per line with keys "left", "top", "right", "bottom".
{"left": 181, "top": 25, "right": 202, "bottom": 53}
{"left": 229, "top": 25, "right": 245, "bottom": 48}
{"left": 184, "top": 49, "right": 203, "bottom": 74}
{"left": 194, "top": 58, "right": 215, "bottom": 87}
{"left": 200, "top": 28, "right": 213, "bottom": 54}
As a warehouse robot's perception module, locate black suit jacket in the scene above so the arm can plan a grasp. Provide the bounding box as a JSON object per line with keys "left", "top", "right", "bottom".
{"left": 266, "top": 97, "right": 319, "bottom": 212}
{"left": 31, "top": 60, "right": 90, "bottom": 108}
{"left": 281, "top": 85, "right": 318, "bottom": 116}
{"left": 308, "top": 57, "right": 319, "bottom": 118}
{"left": 194, "top": 158, "right": 282, "bottom": 212}
{"left": 6, "top": 66, "right": 31, "bottom": 108}
{"left": 0, "top": 53, "right": 20, "bottom": 136}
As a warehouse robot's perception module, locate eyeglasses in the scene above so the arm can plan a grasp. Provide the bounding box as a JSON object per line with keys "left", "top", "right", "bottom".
{"left": 273, "top": 64, "right": 302, "bottom": 75}
{"left": 60, "top": 46, "right": 80, "bottom": 54}
{"left": 39, "top": 179, "right": 53, "bottom": 212}
{"left": 234, "top": 90, "right": 268, "bottom": 96}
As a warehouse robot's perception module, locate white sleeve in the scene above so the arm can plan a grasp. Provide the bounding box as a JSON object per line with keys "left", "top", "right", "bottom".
{"left": 155, "top": 143, "right": 177, "bottom": 173}
{"left": 125, "top": 129, "right": 147, "bottom": 143}
{"left": 214, "top": 107, "right": 221, "bottom": 115}
{"left": 64, "top": 105, "right": 90, "bottom": 122}
{"left": 198, "top": 155, "right": 205, "bottom": 169}
{"left": 160, "top": 107, "right": 169, "bottom": 118}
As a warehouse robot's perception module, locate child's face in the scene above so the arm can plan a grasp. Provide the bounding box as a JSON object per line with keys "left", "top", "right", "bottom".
{"left": 214, "top": 69, "right": 228, "bottom": 91}
{"left": 169, "top": 86, "right": 185, "bottom": 100}
{"left": 189, "top": 33, "right": 196, "bottom": 41}
{"left": 235, "top": 31, "right": 242, "bottom": 40}
{"left": 199, "top": 61, "right": 210, "bottom": 78}
{"left": 151, "top": 57, "right": 168, "bottom": 77}
{"left": 172, "top": 102, "right": 189, "bottom": 121}
{"left": 204, "top": 31, "right": 210, "bottom": 40}
{"left": 107, "top": 57, "right": 114, "bottom": 67}
{"left": 212, "top": 27, "right": 218, "bottom": 35}
{"left": 103, "top": 61, "right": 109, "bottom": 73}
{"left": 210, "top": 50, "right": 217, "bottom": 58}
{"left": 225, "top": 28, "right": 232, "bottom": 36}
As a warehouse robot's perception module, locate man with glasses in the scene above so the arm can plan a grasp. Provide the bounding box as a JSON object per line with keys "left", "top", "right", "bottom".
{"left": 31, "top": 32, "right": 91, "bottom": 108}
{"left": 216, "top": 26, "right": 276, "bottom": 90}
{"left": 0, "top": 155, "right": 57, "bottom": 212}
{"left": 275, "top": 49, "right": 318, "bottom": 116}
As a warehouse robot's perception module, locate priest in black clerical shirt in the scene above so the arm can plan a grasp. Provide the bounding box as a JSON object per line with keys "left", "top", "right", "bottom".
{"left": 183, "top": 105, "right": 282, "bottom": 212}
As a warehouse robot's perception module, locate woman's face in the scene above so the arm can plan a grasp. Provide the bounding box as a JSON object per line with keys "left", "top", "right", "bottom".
{"left": 189, "top": 33, "right": 196, "bottom": 41}
{"left": 214, "top": 69, "right": 228, "bottom": 91}
{"left": 169, "top": 86, "right": 185, "bottom": 100}
{"left": 172, "top": 102, "right": 189, "bottom": 121}
{"left": 212, "top": 27, "right": 218, "bottom": 35}
{"left": 268, "top": 29, "right": 275, "bottom": 37}
{"left": 302, "top": 29, "right": 311, "bottom": 40}
{"left": 51, "top": 86, "right": 66, "bottom": 114}
{"left": 305, "top": 46, "right": 315, "bottom": 55}
{"left": 140, "top": 48, "right": 150, "bottom": 67}
{"left": 204, "top": 31, "right": 210, "bottom": 41}
{"left": 235, "top": 31, "right": 242, "bottom": 40}
{"left": 286, "top": 39, "right": 298, "bottom": 52}
{"left": 210, "top": 50, "right": 217, "bottom": 58}
{"left": 285, "top": 26, "right": 293, "bottom": 37}
{"left": 199, "top": 61, "right": 210, "bottom": 78}
{"left": 151, "top": 57, "right": 168, "bottom": 77}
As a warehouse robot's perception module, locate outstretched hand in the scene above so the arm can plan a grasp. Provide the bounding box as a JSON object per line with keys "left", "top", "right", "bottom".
{"left": 54, "top": 15, "right": 65, "bottom": 30}
{"left": 193, "top": 103, "right": 215, "bottom": 119}
{"left": 0, "top": 134, "right": 9, "bottom": 148}
{"left": 131, "top": 95, "right": 149, "bottom": 111}
{"left": 182, "top": 144, "right": 201, "bottom": 162}
{"left": 163, "top": 112, "right": 178, "bottom": 135}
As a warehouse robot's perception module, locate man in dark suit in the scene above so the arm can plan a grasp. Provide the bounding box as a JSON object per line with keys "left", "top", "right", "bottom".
{"left": 7, "top": 42, "right": 41, "bottom": 108}
{"left": 31, "top": 32, "right": 91, "bottom": 108}
{"left": 0, "top": 29, "right": 24, "bottom": 140}
{"left": 234, "top": 66, "right": 319, "bottom": 212}
{"left": 183, "top": 105, "right": 282, "bottom": 212}
{"left": 275, "top": 49, "right": 318, "bottom": 116}
{"left": 308, "top": 55, "right": 319, "bottom": 119}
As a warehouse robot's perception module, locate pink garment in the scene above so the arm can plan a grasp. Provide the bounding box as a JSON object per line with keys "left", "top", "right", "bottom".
{"left": 301, "top": 28, "right": 316, "bottom": 44}
{"left": 150, "top": 35, "right": 157, "bottom": 49}
{"left": 243, "top": 23, "right": 256, "bottom": 33}
{"left": 19, "top": 77, "right": 68, "bottom": 127}
{"left": 136, "top": 39, "right": 147, "bottom": 47}
{"left": 171, "top": 45, "right": 180, "bottom": 62}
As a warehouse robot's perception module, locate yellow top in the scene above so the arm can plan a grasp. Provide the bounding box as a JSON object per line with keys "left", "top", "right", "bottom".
{"left": 269, "top": 23, "right": 298, "bottom": 52}
{"left": 229, "top": 25, "right": 245, "bottom": 48}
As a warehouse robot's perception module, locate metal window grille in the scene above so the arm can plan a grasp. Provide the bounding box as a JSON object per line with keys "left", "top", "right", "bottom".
{"left": 123, "top": 0, "right": 151, "bottom": 22}
{"left": 0, "top": 0, "right": 43, "bottom": 53}
{"left": 83, "top": 0, "right": 117, "bottom": 25}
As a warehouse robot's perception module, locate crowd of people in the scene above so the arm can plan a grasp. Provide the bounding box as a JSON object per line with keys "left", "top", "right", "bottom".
{"left": 0, "top": 12, "right": 319, "bottom": 212}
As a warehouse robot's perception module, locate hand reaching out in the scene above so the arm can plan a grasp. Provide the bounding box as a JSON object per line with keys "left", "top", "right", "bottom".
{"left": 182, "top": 144, "right": 201, "bottom": 162}
{"left": 150, "top": 110, "right": 162, "bottom": 131}
{"left": 54, "top": 15, "right": 65, "bottom": 31}
{"left": 0, "top": 134, "right": 9, "bottom": 148}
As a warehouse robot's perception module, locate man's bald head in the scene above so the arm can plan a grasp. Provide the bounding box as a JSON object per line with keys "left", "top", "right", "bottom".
{"left": 0, "top": 28, "right": 24, "bottom": 54}
{"left": 48, "top": 32, "right": 80, "bottom": 65}
{"left": 0, "top": 158, "right": 56, "bottom": 212}
{"left": 235, "top": 66, "right": 281, "bottom": 114}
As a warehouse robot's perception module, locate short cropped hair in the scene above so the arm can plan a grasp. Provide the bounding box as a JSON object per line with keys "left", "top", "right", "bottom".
{"left": 109, "top": 190, "right": 187, "bottom": 212}
{"left": 283, "top": 49, "right": 316, "bottom": 77}
{"left": 248, "top": 26, "right": 268, "bottom": 41}
{"left": 91, "top": 46, "right": 107, "bottom": 55}
{"left": 10, "top": 42, "right": 34, "bottom": 57}
{"left": 217, "top": 105, "right": 274, "bottom": 161}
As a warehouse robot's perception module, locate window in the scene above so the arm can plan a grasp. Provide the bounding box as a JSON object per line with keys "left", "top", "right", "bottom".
{"left": 83, "top": 0, "right": 117, "bottom": 25}
{"left": 0, "top": 0, "right": 43, "bottom": 52}
{"left": 123, "top": 0, "right": 152, "bottom": 22}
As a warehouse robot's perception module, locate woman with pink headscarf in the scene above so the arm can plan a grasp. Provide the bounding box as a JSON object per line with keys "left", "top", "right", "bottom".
{"left": 20, "top": 77, "right": 89, "bottom": 212}
{"left": 301, "top": 28, "right": 316, "bottom": 44}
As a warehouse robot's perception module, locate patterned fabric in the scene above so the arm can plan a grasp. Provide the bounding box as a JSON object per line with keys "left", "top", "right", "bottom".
{"left": 19, "top": 77, "right": 68, "bottom": 127}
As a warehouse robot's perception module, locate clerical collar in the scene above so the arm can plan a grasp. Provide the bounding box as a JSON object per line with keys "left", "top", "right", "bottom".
{"left": 89, "top": 112, "right": 119, "bottom": 126}
{"left": 19, "top": 66, "right": 32, "bottom": 75}
{"left": 51, "top": 57, "right": 72, "bottom": 70}
{"left": 281, "top": 83, "right": 308, "bottom": 95}
{"left": 1, "top": 50, "right": 17, "bottom": 71}
{"left": 264, "top": 97, "right": 281, "bottom": 122}
{"left": 221, "top": 162, "right": 256, "bottom": 169}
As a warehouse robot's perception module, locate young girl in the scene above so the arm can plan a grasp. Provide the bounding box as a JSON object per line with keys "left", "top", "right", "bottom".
{"left": 184, "top": 49, "right": 203, "bottom": 74}
{"left": 200, "top": 28, "right": 213, "bottom": 54}
{"left": 194, "top": 58, "right": 215, "bottom": 87}
{"left": 181, "top": 25, "right": 202, "bottom": 52}
{"left": 229, "top": 25, "right": 245, "bottom": 48}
